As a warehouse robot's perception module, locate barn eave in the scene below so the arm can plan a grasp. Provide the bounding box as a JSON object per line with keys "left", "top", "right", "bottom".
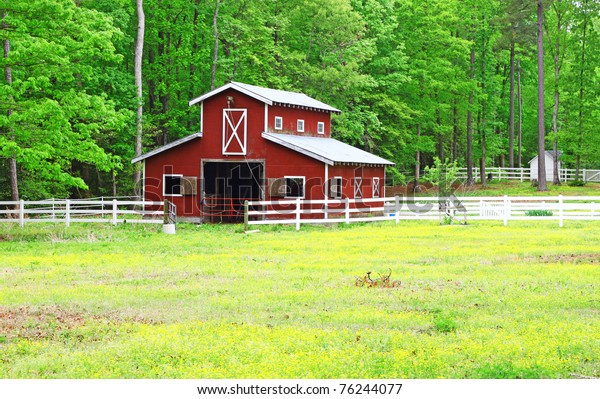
{"left": 131, "top": 132, "right": 203, "bottom": 163}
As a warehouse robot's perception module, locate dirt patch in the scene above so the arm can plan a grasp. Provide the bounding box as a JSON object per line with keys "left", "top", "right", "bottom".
{"left": 0, "top": 305, "right": 92, "bottom": 340}
{"left": 0, "top": 305, "right": 158, "bottom": 341}
{"left": 529, "top": 254, "right": 600, "bottom": 264}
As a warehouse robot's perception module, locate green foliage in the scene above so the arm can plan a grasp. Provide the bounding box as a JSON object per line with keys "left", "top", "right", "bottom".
{"left": 568, "top": 179, "right": 586, "bottom": 187}
{"left": 1, "top": 0, "right": 131, "bottom": 199}
{"left": 422, "top": 157, "right": 460, "bottom": 196}
{"left": 524, "top": 210, "right": 553, "bottom": 217}
{"left": 0, "top": 221, "right": 599, "bottom": 378}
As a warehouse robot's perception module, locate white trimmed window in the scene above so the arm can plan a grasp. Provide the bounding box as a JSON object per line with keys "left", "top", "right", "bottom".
{"left": 317, "top": 121, "right": 325, "bottom": 135}
{"left": 284, "top": 176, "right": 305, "bottom": 198}
{"left": 163, "top": 174, "right": 183, "bottom": 196}
{"left": 329, "top": 177, "right": 342, "bottom": 199}
{"left": 372, "top": 177, "right": 380, "bottom": 198}
{"left": 354, "top": 177, "right": 363, "bottom": 199}
{"left": 274, "top": 116, "right": 283, "bottom": 130}
{"left": 297, "top": 119, "right": 304, "bottom": 133}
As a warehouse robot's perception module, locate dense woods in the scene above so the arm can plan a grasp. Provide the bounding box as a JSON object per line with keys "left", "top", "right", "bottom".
{"left": 1, "top": 0, "right": 599, "bottom": 200}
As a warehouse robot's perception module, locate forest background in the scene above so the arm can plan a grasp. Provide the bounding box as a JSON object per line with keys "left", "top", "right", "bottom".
{"left": 1, "top": 0, "right": 599, "bottom": 200}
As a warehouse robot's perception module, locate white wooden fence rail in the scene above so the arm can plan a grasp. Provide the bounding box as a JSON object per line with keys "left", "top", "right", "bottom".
{"left": 245, "top": 196, "right": 600, "bottom": 230}
{"left": 455, "top": 167, "right": 600, "bottom": 182}
{"left": 0, "top": 200, "right": 174, "bottom": 227}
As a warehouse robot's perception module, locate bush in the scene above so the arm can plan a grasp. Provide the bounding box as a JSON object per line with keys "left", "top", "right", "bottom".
{"left": 525, "top": 209, "right": 553, "bottom": 217}
{"left": 568, "top": 179, "right": 586, "bottom": 187}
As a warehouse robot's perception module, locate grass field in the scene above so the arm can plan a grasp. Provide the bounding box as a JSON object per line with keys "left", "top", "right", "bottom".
{"left": 1, "top": 220, "right": 599, "bottom": 378}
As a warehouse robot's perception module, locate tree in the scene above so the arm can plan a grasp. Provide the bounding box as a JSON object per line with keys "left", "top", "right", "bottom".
{"left": 134, "top": 0, "right": 145, "bottom": 198}
{"left": 0, "top": 0, "right": 128, "bottom": 200}
{"left": 2, "top": 12, "right": 18, "bottom": 203}
{"left": 545, "top": 0, "right": 566, "bottom": 185}
{"left": 536, "top": 0, "right": 547, "bottom": 190}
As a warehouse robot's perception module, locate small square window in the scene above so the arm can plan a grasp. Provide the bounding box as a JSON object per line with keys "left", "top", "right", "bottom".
{"left": 274, "top": 116, "right": 283, "bottom": 130}
{"left": 297, "top": 119, "right": 304, "bottom": 133}
{"left": 317, "top": 122, "right": 325, "bottom": 135}
{"left": 285, "top": 176, "right": 305, "bottom": 198}
{"left": 329, "top": 177, "right": 342, "bottom": 198}
{"left": 164, "top": 174, "right": 182, "bottom": 196}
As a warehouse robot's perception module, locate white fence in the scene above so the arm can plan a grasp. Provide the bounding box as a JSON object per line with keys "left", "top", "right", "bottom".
{"left": 245, "top": 196, "right": 600, "bottom": 230}
{"left": 455, "top": 167, "right": 600, "bottom": 182}
{"left": 0, "top": 199, "right": 175, "bottom": 227}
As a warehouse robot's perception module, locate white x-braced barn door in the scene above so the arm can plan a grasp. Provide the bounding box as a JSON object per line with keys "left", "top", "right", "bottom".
{"left": 222, "top": 109, "right": 247, "bottom": 155}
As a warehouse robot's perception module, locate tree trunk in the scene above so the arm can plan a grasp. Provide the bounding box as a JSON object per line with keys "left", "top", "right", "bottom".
{"left": 436, "top": 109, "right": 443, "bottom": 163}
{"left": 551, "top": 0, "right": 562, "bottom": 186}
{"left": 452, "top": 98, "right": 458, "bottom": 161}
{"left": 134, "top": 0, "right": 145, "bottom": 198}
{"left": 467, "top": 46, "right": 474, "bottom": 186}
{"left": 3, "top": 13, "right": 19, "bottom": 204}
{"left": 480, "top": 27, "right": 487, "bottom": 189}
{"left": 211, "top": 0, "right": 221, "bottom": 90}
{"left": 517, "top": 58, "right": 523, "bottom": 167}
{"left": 575, "top": 0, "right": 588, "bottom": 181}
{"left": 415, "top": 124, "right": 421, "bottom": 187}
{"left": 537, "top": 0, "right": 547, "bottom": 190}
{"left": 508, "top": 40, "right": 515, "bottom": 169}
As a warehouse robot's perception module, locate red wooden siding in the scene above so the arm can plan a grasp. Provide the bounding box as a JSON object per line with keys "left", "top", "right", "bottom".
{"left": 267, "top": 105, "right": 331, "bottom": 137}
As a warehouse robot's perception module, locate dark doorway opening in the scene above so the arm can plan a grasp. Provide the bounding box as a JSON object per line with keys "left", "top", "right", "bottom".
{"left": 202, "top": 161, "right": 263, "bottom": 223}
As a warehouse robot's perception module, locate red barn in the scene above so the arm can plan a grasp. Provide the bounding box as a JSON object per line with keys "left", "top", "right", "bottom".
{"left": 132, "top": 82, "right": 394, "bottom": 222}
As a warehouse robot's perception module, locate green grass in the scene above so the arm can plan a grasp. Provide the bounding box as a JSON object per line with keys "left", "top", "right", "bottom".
{"left": 1, "top": 221, "right": 599, "bottom": 378}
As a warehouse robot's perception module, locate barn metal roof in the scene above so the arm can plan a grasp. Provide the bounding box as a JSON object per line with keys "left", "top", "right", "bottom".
{"left": 262, "top": 132, "right": 394, "bottom": 167}
{"left": 189, "top": 82, "right": 342, "bottom": 114}
{"left": 131, "top": 133, "right": 203, "bottom": 163}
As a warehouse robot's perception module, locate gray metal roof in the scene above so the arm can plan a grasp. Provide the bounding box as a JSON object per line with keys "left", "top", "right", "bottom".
{"left": 131, "top": 133, "right": 202, "bottom": 163}
{"left": 262, "top": 132, "right": 394, "bottom": 166}
{"left": 189, "top": 82, "right": 342, "bottom": 114}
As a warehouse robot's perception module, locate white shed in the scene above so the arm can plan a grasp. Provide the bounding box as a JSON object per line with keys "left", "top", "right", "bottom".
{"left": 529, "top": 150, "right": 562, "bottom": 182}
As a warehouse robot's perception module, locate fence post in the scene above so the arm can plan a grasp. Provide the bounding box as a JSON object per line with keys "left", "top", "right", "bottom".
{"left": 503, "top": 195, "right": 509, "bottom": 226}
{"left": 19, "top": 199, "right": 24, "bottom": 228}
{"left": 345, "top": 197, "right": 350, "bottom": 224}
{"left": 295, "top": 198, "right": 301, "bottom": 231}
{"left": 112, "top": 199, "right": 118, "bottom": 225}
{"left": 163, "top": 199, "right": 169, "bottom": 225}
{"left": 324, "top": 198, "right": 328, "bottom": 220}
{"left": 244, "top": 200, "right": 249, "bottom": 231}
{"left": 558, "top": 195, "right": 564, "bottom": 227}
{"left": 520, "top": 168, "right": 524, "bottom": 183}
{"left": 65, "top": 199, "right": 70, "bottom": 227}
{"left": 395, "top": 195, "right": 400, "bottom": 225}
{"left": 51, "top": 198, "right": 56, "bottom": 221}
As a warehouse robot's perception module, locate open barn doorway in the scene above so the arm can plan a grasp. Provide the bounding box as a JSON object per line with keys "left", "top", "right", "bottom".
{"left": 201, "top": 161, "right": 264, "bottom": 223}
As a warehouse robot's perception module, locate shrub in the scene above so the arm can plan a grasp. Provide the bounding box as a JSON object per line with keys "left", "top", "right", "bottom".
{"left": 568, "top": 179, "right": 586, "bottom": 187}
{"left": 524, "top": 209, "right": 553, "bottom": 217}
